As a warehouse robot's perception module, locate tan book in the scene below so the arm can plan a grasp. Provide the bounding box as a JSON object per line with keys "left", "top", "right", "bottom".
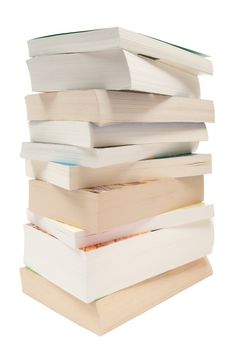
{"left": 25, "top": 154, "right": 211, "bottom": 190}
{"left": 25, "top": 90, "right": 215, "bottom": 124}
{"left": 20, "top": 257, "right": 212, "bottom": 335}
{"left": 29, "top": 176, "right": 203, "bottom": 232}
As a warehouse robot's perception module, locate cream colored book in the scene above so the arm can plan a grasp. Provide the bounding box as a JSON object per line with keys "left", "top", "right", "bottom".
{"left": 25, "top": 154, "right": 211, "bottom": 190}
{"left": 27, "top": 27, "right": 213, "bottom": 74}
{"left": 20, "top": 141, "right": 198, "bottom": 168}
{"left": 23, "top": 220, "right": 213, "bottom": 302}
{"left": 27, "top": 49, "right": 200, "bottom": 96}
{"left": 27, "top": 203, "right": 214, "bottom": 249}
{"left": 29, "top": 176, "right": 204, "bottom": 232}
{"left": 25, "top": 90, "right": 215, "bottom": 124}
{"left": 20, "top": 258, "right": 213, "bottom": 335}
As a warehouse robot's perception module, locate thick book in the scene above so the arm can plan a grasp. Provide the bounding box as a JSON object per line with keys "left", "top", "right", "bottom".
{"left": 29, "top": 121, "right": 207, "bottom": 147}
{"left": 23, "top": 220, "right": 214, "bottom": 303}
{"left": 27, "top": 27, "right": 213, "bottom": 74}
{"left": 20, "top": 258, "right": 212, "bottom": 335}
{"left": 25, "top": 154, "right": 211, "bottom": 190}
{"left": 20, "top": 142, "right": 198, "bottom": 168}
{"left": 27, "top": 203, "right": 214, "bottom": 249}
{"left": 27, "top": 49, "right": 200, "bottom": 96}
{"left": 29, "top": 176, "right": 203, "bottom": 232}
{"left": 20, "top": 258, "right": 213, "bottom": 335}
{"left": 25, "top": 90, "right": 215, "bottom": 125}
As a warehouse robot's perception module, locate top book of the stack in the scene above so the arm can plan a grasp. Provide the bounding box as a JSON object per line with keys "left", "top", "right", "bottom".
{"left": 27, "top": 28, "right": 213, "bottom": 95}
{"left": 28, "top": 27, "right": 212, "bottom": 75}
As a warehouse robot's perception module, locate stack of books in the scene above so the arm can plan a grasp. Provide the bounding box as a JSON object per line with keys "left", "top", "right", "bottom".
{"left": 20, "top": 28, "right": 214, "bottom": 335}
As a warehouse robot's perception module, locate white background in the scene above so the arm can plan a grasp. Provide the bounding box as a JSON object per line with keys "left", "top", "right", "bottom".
{"left": 0, "top": 0, "right": 232, "bottom": 349}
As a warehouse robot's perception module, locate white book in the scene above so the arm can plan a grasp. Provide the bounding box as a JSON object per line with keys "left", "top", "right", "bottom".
{"left": 25, "top": 154, "right": 211, "bottom": 190}
{"left": 27, "top": 49, "right": 200, "bottom": 96}
{"left": 25, "top": 90, "right": 215, "bottom": 125}
{"left": 21, "top": 141, "right": 198, "bottom": 168}
{"left": 27, "top": 203, "right": 214, "bottom": 249}
{"left": 27, "top": 27, "right": 213, "bottom": 75}
{"left": 29, "top": 121, "right": 207, "bottom": 147}
{"left": 24, "top": 220, "right": 214, "bottom": 303}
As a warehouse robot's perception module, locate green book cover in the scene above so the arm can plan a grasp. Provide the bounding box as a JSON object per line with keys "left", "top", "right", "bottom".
{"left": 31, "top": 28, "right": 209, "bottom": 57}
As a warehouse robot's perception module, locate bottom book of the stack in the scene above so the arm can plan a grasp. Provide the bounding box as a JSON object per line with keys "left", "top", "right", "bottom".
{"left": 20, "top": 258, "right": 212, "bottom": 335}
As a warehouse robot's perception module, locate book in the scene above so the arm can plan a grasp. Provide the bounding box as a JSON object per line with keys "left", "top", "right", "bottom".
{"left": 29, "top": 121, "right": 207, "bottom": 148}
{"left": 20, "top": 258, "right": 212, "bottom": 335}
{"left": 20, "top": 142, "right": 198, "bottom": 168}
{"left": 23, "top": 220, "right": 213, "bottom": 303}
{"left": 27, "top": 49, "right": 200, "bottom": 96}
{"left": 25, "top": 90, "right": 215, "bottom": 125}
{"left": 27, "top": 203, "right": 214, "bottom": 249}
{"left": 27, "top": 27, "right": 213, "bottom": 75}
{"left": 25, "top": 154, "right": 211, "bottom": 190}
{"left": 29, "top": 176, "right": 204, "bottom": 232}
